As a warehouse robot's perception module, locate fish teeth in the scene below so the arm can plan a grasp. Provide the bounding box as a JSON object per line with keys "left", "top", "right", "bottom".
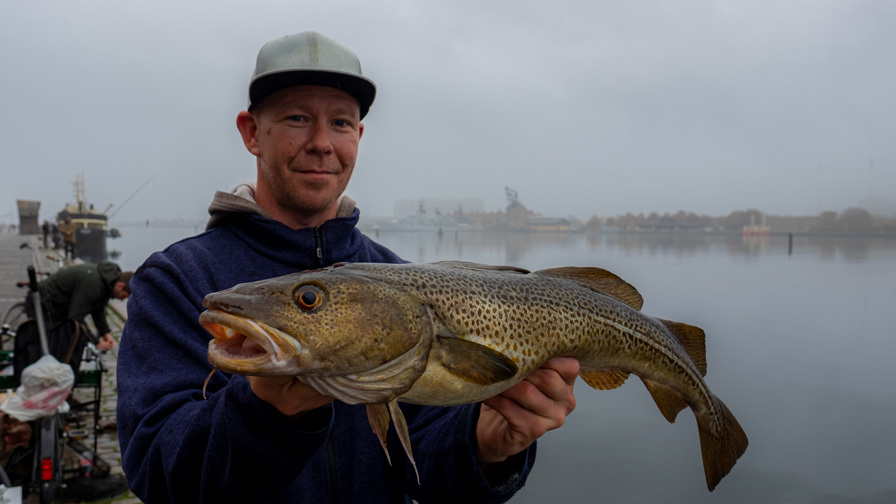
{"left": 225, "top": 327, "right": 234, "bottom": 338}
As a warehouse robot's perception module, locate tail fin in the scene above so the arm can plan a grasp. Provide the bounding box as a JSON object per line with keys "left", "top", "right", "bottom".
{"left": 697, "top": 397, "right": 749, "bottom": 491}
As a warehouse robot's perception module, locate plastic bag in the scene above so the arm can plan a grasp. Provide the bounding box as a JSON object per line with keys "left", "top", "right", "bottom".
{"left": 0, "top": 484, "right": 22, "bottom": 504}
{"left": 0, "top": 354, "right": 75, "bottom": 422}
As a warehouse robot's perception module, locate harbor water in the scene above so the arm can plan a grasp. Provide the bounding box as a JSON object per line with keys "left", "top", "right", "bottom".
{"left": 111, "top": 225, "right": 896, "bottom": 503}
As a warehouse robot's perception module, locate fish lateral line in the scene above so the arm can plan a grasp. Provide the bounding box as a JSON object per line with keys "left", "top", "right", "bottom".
{"left": 580, "top": 313, "right": 710, "bottom": 403}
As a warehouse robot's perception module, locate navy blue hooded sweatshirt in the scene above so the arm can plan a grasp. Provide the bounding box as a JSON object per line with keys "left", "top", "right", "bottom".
{"left": 117, "top": 188, "right": 534, "bottom": 503}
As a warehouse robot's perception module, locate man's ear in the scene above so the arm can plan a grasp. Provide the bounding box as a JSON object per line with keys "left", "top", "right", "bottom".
{"left": 236, "top": 110, "right": 261, "bottom": 156}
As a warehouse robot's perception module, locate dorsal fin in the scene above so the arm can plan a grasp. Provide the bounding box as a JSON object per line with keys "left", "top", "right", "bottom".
{"left": 436, "top": 261, "right": 530, "bottom": 274}
{"left": 534, "top": 267, "right": 643, "bottom": 310}
{"left": 659, "top": 319, "right": 707, "bottom": 376}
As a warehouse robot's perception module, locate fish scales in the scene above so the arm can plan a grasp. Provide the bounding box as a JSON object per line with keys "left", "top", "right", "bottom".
{"left": 392, "top": 265, "right": 696, "bottom": 392}
{"left": 200, "top": 261, "right": 747, "bottom": 491}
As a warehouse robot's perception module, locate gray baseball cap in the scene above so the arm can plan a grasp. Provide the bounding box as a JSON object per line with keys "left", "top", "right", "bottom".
{"left": 248, "top": 31, "right": 376, "bottom": 119}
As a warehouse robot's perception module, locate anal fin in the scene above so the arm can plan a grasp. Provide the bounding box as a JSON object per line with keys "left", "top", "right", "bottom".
{"left": 641, "top": 378, "right": 689, "bottom": 423}
{"left": 580, "top": 369, "right": 630, "bottom": 390}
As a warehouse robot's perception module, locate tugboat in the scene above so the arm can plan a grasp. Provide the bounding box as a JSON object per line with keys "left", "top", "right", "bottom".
{"left": 741, "top": 213, "right": 771, "bottom": 237}
{"left": 56, "top": 173, "right": 119, "bottom": 262}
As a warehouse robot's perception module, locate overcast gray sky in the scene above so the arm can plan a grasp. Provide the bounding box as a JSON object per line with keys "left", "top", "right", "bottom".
{"left": 2, "top": 0, "right": 894, "bottom": 226}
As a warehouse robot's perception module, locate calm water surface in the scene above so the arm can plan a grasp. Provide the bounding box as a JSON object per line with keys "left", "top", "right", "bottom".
{"left": 116, "top": 226, "right": 896, "bottom": 503}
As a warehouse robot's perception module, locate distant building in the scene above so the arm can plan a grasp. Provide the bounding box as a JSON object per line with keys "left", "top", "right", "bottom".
{"left": 526, "top": 217, "right": 571, "bottom": 232}
{"left": 506, "top": 201, "right": 528, "bottom": 230}
{"left": 393, "top": 198, "right": 484, "bottom": 218}
{"left": 638, "top": 216, "right": 702, "bottom": 232}
{"left": 765, "top": 215, "right": 819, "bottom": 234}
{"left": 16, "top": 199, "right": 41, "bottom": 235}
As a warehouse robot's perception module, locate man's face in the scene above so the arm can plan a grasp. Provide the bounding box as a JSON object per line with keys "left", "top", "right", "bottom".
{"left": 113, "top": 282, "right": 130, "bottom": 301}
{"left": 242, "top": 85, "right": 364, "bottom": 229}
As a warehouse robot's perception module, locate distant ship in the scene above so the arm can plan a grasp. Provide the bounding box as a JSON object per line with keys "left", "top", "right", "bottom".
{"left": 742, "top": 214, "right": 770, "bottom": 237}
{"left": 373, "top": 200, "right": 466, "bottom": 232}
{"left": 56, "top": 174, "right": 120, "bottom": 262}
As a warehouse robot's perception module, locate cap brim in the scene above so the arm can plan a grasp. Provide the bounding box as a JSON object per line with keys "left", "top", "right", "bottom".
{"left": 249, "top": 70, "right": 376, "bottom": 119}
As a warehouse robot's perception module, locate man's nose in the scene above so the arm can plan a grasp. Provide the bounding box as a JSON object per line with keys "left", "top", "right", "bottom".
{"left": 306, "top": 123, "right": 333, "bottom": 154}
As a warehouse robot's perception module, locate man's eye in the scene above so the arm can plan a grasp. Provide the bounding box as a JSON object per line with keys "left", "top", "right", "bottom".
{"left": 333, "top": 119, "right": 349, "bottom": 127}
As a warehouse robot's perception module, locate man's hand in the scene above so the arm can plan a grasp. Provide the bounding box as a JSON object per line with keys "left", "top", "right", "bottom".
{"left": 475, "top": 356, "right": 579, "bottom": 465}
{"left": 248, "top": 376, "right": 334, "bottom": 417}
{"left": 97, "top": 333, "right": 115, "bottom": 352}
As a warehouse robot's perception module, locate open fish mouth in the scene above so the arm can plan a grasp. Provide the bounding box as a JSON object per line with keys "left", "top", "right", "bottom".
{"left": 200, "top": 310, "right": 303, "bottom": 375}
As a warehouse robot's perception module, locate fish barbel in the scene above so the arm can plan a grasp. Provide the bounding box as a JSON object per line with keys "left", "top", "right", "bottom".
{"left": 199, "top": 261, "right": 748, "bottom": 490}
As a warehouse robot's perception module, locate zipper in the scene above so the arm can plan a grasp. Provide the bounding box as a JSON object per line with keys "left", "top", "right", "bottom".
{"left": 326, "top": 436, "right": 341, "bottom": 503}
{"left": 313, "top": 228, "right": 323, "bottom": 267}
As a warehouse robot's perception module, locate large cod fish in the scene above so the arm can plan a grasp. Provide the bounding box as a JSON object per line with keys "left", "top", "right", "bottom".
{"left": 200, "top": 261, "right": 748, "bottom": 490}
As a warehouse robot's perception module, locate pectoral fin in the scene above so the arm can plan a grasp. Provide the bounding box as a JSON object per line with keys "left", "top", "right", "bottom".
{"left": 435, "top": 332, "right": 519, "bottom": 385}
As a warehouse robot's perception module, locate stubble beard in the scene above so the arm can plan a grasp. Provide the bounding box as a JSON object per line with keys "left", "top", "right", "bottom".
{"left": 272, "top": 171, "right": 347, "bottom": 220}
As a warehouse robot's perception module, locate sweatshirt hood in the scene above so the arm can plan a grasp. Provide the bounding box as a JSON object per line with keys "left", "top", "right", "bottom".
{"left": 97, "top": 261, "right": 123, "bottom": 286}
{"left": 206, "top": 182, "right": 357, "bottom": 231}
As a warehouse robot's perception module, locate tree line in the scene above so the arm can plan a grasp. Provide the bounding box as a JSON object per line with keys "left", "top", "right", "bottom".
{"left": 585, "top": 207, "right": 896, "bottom": 234}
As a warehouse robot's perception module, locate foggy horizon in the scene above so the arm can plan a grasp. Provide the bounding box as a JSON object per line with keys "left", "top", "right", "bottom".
{"left": 2, "top": 1, "right": 895, "bottom": 226}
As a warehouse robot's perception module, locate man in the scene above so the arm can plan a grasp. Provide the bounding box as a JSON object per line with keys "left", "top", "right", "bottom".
{"left": 26, "top": 261, "right": 132, "bottom": 351}
{"left": 117, "top": 31, "right": 578, "bottom": 503}
{"left": 51, "top": 221, "right": 61, "bottom": 249}
{"left": 58, "top": 215, "right": 76, "bottom": 259}
{"left": 41, "top": 220, "right": 51, "bottom": 249}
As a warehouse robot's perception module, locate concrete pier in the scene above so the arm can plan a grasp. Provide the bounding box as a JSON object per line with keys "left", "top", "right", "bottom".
{"left": 0, "top": 231, "right": 139, "bottom": 503}
{"left": 0, "top": 234, "right": 47, "bottom": 319}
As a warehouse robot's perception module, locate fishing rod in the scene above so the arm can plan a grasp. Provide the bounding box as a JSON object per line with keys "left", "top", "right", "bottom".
{"left": 108, "top": 174, "right": 157, "bottom": 219}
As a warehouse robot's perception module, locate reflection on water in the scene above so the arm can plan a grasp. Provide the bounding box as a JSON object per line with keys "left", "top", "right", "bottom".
{"left": 109, "top": 225, "right": 198, "bottom": 271}
{"left": 120, "top": 227, "right": 896, "bottom": 503}
{"left": 369, "top": 230, "right": 896, "bottom": 504}
{"left": 370, "top": 230, "right": 896, "bottom": 267}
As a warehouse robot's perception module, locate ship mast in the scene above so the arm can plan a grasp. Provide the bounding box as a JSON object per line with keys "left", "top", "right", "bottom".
{"left": 73, "top": 172, "right": 87, "bottom": 214}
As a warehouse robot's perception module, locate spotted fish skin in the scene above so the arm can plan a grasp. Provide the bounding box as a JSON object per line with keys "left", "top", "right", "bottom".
{"left": 200, "top": 261, "right": 747, "bottom": 491}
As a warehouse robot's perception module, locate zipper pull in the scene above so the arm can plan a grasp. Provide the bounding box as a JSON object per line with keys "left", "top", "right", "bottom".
{"left": 314, "top": 228, "right": 323, "bottom": 266}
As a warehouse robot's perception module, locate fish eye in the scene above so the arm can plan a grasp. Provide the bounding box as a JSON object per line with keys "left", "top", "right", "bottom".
{"left": 294, "top": 285, "right": 325, "bottom": 312}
